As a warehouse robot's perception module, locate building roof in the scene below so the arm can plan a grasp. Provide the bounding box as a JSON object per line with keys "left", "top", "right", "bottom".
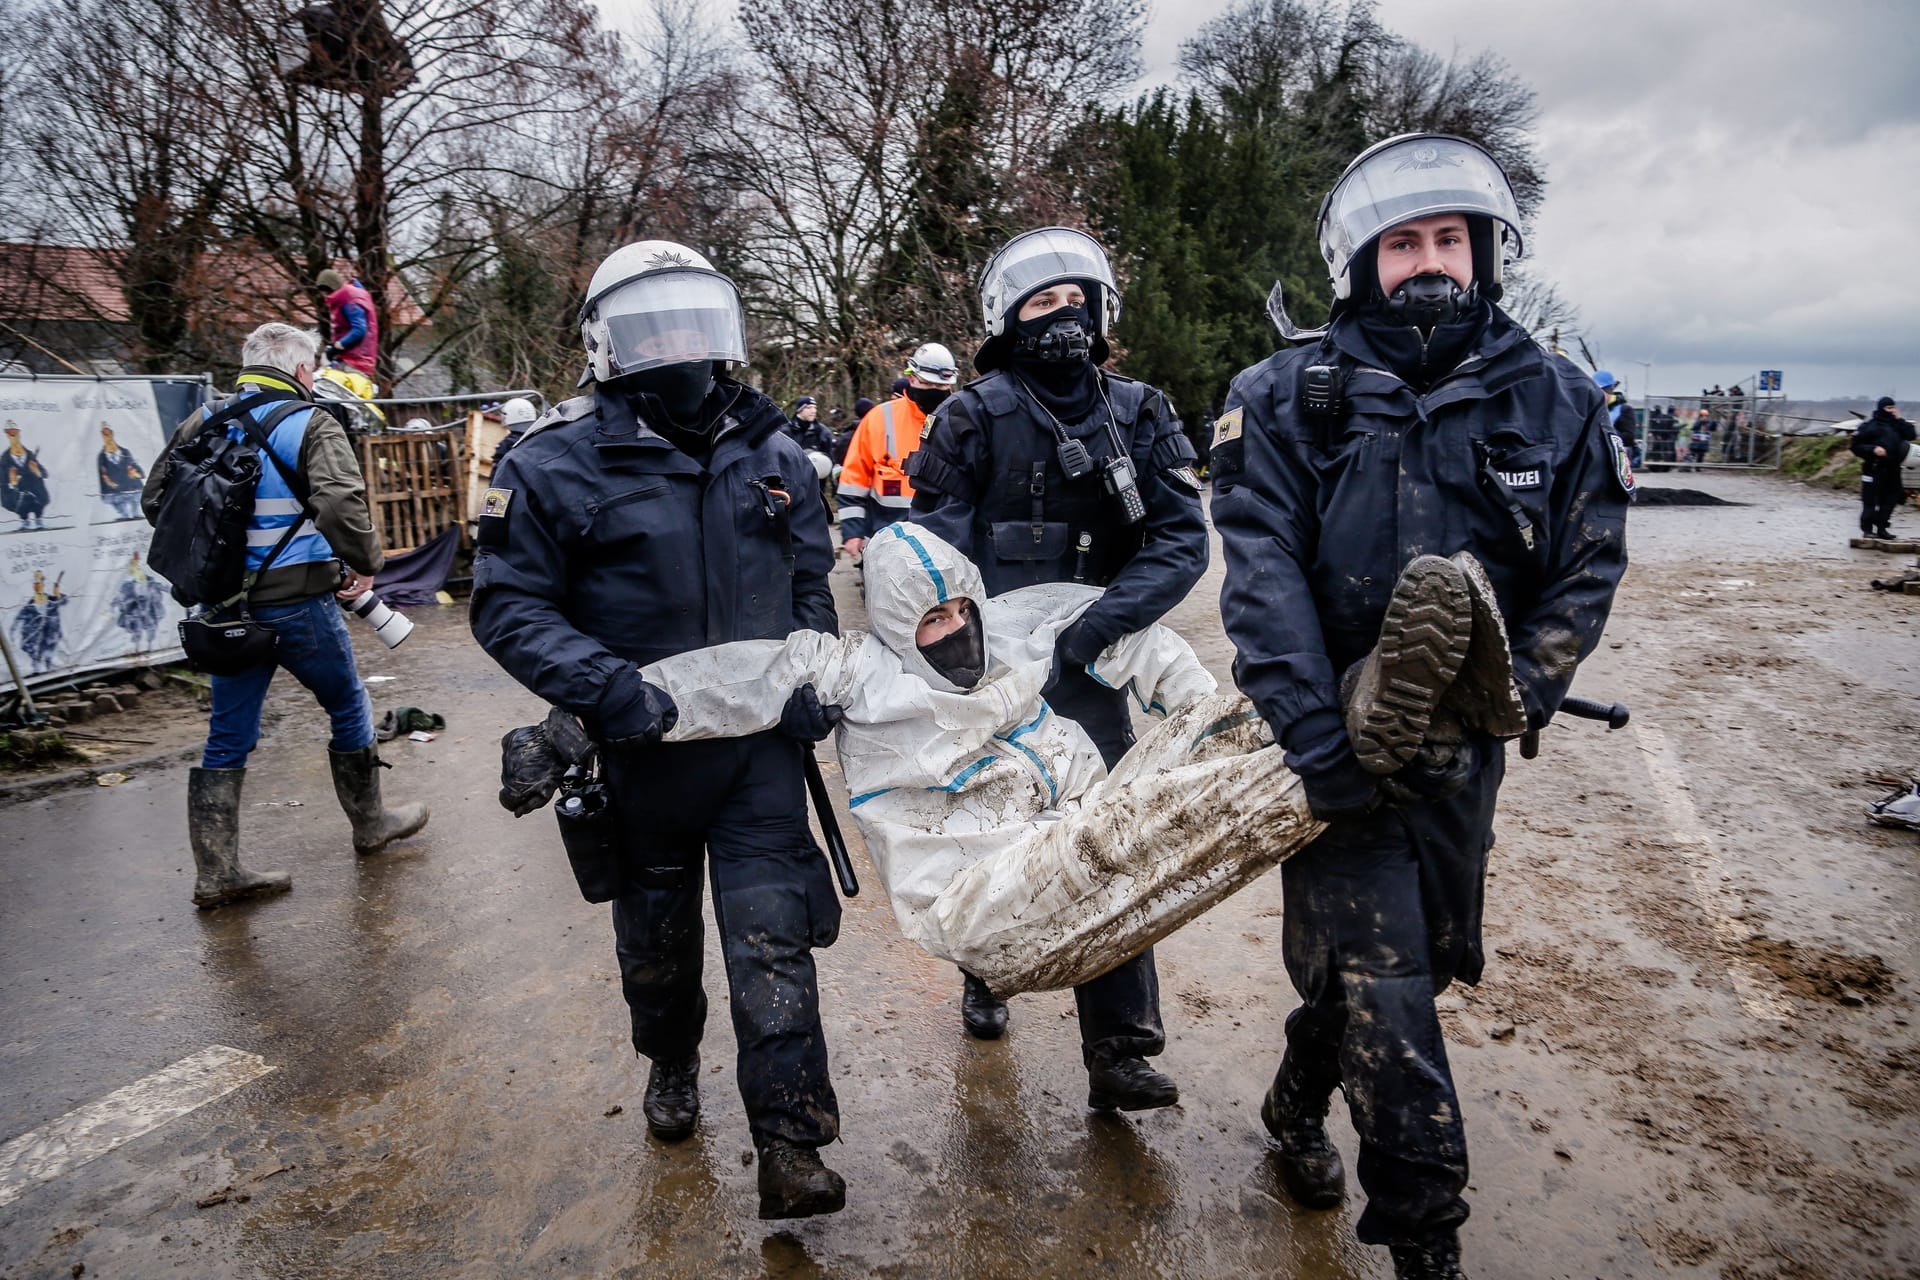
{"left": 0, "top": 243, "right": 428, "bottom": 328}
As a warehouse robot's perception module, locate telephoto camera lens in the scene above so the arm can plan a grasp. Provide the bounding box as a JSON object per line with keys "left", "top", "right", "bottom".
{"left": 342, "top": 589, "right": 415, "bottom": 649}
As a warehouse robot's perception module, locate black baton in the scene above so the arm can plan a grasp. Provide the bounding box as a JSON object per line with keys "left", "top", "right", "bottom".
{"left": 1519, "top": 696, "right": 1631, "bottom": 759}
{"left": 804, "top": 746, "right": 859, "bottom": 897}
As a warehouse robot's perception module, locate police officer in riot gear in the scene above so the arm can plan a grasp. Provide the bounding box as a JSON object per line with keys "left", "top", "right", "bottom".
{"left": 906, "top": 226, "right": 1209, "bottom": 1110}
{"left": 1212, "top": 135, "right": 1628, "bottom": 1278}
{"left": 469, "top": 241, "right": 849, "bottom": 1220}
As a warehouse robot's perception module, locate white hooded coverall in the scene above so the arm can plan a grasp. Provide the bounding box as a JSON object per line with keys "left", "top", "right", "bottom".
{"left": 638, "top": 523, "right": 1325, "bottom": 994}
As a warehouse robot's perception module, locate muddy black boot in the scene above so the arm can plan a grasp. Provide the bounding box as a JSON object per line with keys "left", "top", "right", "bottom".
{"left": 328, "top": 746, "right": 430, "bottom": 855}
{"left": 1344, "top": 556, "right": 1474, "bottom": 774}
{"left": 1087, "top": 1054, "right": 1179, "bottom": 1111}
{"left": 1390, "top": 1232, "right": 1466, "bottom": 1279}
{"left": 961, "top": 971, "right": 1009, "bottom": 1040}
{"left": 188, "top": 768, "right": 292, "bottom": 909}
{"left": 1260, "top": 1057, "right": 1345, "bottom": 1209}
{"left": 1440, "top": 552, "right": 1529, "bottom": 739}
{"left": 756, "top": 1139, "right": 846, "bottom": 1219}
{"left": 642, "top": 1054, "right": 700, "bottom": 1141}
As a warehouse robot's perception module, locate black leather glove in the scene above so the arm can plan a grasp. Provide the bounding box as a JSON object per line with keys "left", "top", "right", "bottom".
{"left": 778, "top": 683, "right": 843, "bottom": 742}
{"left": 497, "top": 708, "right": 597, "bottom": 816}
{"left": 1379, "top": 750, "right": 1473, "bottom": 805}
{"left": 324, "top": 342, "right": 342, "bottom": 359}
{"left": 592, "top": 669, "right": 678, "bottom": 748}
{"left": 1048, "top": 620, "right": 1091, "bottom": 690}
{"left": 1283, "top": 708, "right": 1382, "bottom": 822}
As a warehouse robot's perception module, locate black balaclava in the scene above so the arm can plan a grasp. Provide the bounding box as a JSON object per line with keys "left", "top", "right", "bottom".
{"left": 905, "top": 385, "right": 951, "bottom": 414}
{"left": 917, "top": 605, "right": 986, "bottom": 689}
{"left": 1351, "top": 235, "right": 1490, "bottom": 392}
{"left": 1009, "top": 302, "right": 1100, "bottom": 421}
{"left": 620, "top": 361, "right": 718, "bottom": 457}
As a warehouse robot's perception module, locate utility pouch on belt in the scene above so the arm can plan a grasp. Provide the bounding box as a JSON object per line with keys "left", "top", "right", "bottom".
{"left": 554, "top": 758, "right": 621, "bottom": 903}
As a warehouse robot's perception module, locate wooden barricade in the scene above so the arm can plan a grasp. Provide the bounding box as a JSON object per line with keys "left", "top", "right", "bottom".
{"left": 358, "top": 428, "right": 468, "bottom": 556}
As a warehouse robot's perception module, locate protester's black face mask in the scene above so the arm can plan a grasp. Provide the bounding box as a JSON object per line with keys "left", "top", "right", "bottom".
{"left": 624, "top": 361, "right": 713, "bottom": 425}
{"left": 918, "top": 604, "right": 986, "bottom": 689}
{"left": 1013, "top": 305, "right": 1092, "bottom": 363}
{"left": 1381, "top": 273, "right": 1478, "bottom": 331}
{"left": 906, "top": 385, "right": 951, "bottom": 414}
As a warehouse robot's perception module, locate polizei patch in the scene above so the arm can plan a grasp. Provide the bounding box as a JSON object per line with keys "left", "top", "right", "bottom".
{"left": 1495, "top": 468, "right": 1543, "bottom": 489}
{"left": 480, "top": 487, "right": 513, "bottom": 517}
{"left": 1606, "top": 432, "right": 1637, "bottom": 496}
{"left": 1212, "top": 406, "right": 1244, "bottom": 449}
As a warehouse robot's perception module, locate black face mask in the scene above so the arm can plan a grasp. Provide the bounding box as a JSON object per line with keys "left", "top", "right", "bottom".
{"left": 917, "top": 606, "right": 986, "bottom": 689}
{"left": 1013, "top": 305, "right": 1092, "bottom": 362}
{"left": 1381, "top": 273, "right": 1479, "bottom": 331}
{"left": 905, "top": 385, "right": 950, "bottom": 414}
{"left": 623, "top": 361, "right": 713, "bottom": 426}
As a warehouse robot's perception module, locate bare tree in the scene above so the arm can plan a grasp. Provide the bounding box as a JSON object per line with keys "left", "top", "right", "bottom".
{"left": 1363, "top": 42, "right": 1544, "bottom": 219}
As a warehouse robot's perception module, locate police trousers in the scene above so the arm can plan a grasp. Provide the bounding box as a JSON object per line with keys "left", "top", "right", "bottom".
{"left": 605, "top": 732, "right": 841, "bottom": 1149}
{"left": 1046, "top": 667, "right": 1167, "bottom": 1065}
{"left": 1280, "top": 737, "right": 1505, "bottom": 1246}
{"left": 1861, "top": 459, "right": 1905, "bottom": 534}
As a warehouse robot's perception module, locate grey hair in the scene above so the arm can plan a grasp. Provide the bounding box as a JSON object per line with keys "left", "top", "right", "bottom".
{"left": 240, "top": 322, "right": 322, "bottom": 377}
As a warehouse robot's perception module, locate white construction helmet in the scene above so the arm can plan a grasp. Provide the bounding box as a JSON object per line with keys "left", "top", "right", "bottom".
{"left": 978, "top": 227, "right": 1120, "bottom": 339}
{"left": 499, "top": 396, "right": 537, "bottom": 427}
{"left": 905, "top": 342, "right": 959, "bottom": 387}
{"left": 578, "top": 240, "right": 747, "bottom": 384}
{"left": 1318, "top": 133, "right": 1524, "bottom": 303}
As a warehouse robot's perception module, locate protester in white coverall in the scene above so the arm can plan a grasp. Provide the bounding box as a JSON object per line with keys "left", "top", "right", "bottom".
{"left": 634, "top": 522, "right": 1326, "bottom": 997}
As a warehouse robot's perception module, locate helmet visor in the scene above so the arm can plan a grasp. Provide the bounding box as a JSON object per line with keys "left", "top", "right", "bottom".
{"left": 597, "top": 270, "right": 747, "bottom": 374}
{"left": 1321, "top": 135, "right": 1524, "bottom": 283}
{"left": 980, "top": 228, "right": 1118, "bottom": 323}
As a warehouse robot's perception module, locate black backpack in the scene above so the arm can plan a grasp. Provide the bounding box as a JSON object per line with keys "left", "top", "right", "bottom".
{"left": 148, "top": 397, "right": 313, "bottom": 608}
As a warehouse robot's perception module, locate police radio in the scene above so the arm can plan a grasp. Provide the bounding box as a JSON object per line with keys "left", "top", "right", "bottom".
{"left": 1301, "top": 363, "right": 1345, "bottom": 420}
{"left": 1056, "top": 437, "right": 1094, "bottom": 481}
{"left": 1101, "top": 454, "right": 1146, "bottom": 525}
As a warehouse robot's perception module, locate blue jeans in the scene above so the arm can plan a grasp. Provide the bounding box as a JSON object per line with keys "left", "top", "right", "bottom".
{"left": 203, "top": 593, "right": 374, "bottom": 769}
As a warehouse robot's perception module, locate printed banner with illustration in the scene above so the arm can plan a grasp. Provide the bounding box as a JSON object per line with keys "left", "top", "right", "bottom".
{"left": 0, "top": 376, "right": 208, "bottom": 689}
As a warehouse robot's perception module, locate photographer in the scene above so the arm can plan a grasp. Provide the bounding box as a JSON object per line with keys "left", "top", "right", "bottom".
{"left": 143, "top": 322, "right": 429, "bottom": 909}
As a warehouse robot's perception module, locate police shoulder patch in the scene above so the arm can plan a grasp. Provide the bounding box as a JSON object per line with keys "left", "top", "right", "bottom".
{"left": 1606, "top": 431, "right": 1636, "bottom": 497}
{"left": 480, "top": 487, "right": 513, "bottom": 517}
{"left": 1166, "top": 466, "right": 1203, "bottom": 492}
{"left": 1212, "top": 406, "right": 1244, "bottom": 449}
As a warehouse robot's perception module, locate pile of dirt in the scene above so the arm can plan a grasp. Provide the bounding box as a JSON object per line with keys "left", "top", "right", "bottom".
{"left": 1635, "top": 487, "right": 1743, "bottom": 507}
{"left": 1736, "top": 935, "right": 1898, "bottom": 1006}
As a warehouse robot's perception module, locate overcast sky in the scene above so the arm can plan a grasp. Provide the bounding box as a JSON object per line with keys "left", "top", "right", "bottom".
{"left": 1135, "top": 0, "right": 1920, "bottom": 402}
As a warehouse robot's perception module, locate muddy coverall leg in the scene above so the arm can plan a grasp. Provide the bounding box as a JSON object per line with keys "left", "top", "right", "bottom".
{"left": 608, "top": 734, "right": 841, "bottom": 1149}
{"left": 1279, "top": 739, "right": 1503, "bottom": 1246}
{"left": 1050, "top": 668, "right": 1168, "bottom": 1066}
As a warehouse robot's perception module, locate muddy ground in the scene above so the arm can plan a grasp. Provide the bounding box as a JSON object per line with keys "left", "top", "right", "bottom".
{"left": 1, "top": 471, "right": 1916, "bottom": 1279}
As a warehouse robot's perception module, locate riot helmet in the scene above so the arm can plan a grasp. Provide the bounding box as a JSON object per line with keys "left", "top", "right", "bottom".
{"left": 1318, "top": 134, "right": 1524, "bottom": 307}
{"left": 578, "top": 241, "right": 747, "bottom": 385}
{"left": 979, "top": 228, "right": 1120, "bottom": 339}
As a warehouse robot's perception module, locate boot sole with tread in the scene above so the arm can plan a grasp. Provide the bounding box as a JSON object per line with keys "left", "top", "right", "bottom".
{"left": 1348, "top": 557, "right": 1474, "bottom": 774}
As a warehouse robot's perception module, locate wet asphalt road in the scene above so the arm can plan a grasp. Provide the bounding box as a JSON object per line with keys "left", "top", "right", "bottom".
{"left": 2, "top": 472, "right": 1916, "bottom": 1278}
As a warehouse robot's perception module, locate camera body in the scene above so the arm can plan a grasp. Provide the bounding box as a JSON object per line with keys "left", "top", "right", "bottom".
{"left": 341, "top": 587, "right": 414, "bottom": 649}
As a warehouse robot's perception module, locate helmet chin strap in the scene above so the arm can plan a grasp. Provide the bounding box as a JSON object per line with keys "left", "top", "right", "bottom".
{"left": 1381, "top": 273, "right": 1479, "bottom": 330}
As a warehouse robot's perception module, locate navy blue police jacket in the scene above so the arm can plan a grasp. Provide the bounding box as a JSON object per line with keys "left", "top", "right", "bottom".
{"left": 906, "top": 368, "right": 1208, "bottom": 662}
{"left": 469, "top": 377, "right": 836, "bottom": 737}
{"left": 1212, "top": 306, "right": 1629, "bottom": 743}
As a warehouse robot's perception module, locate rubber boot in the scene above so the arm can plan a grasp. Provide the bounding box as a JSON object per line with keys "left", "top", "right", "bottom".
{"left": 1260, "top": 1056, "right": 1346, "bottom": 1209}
{"left": 1087, "top": 1054, "right": 1179, "bottom": 1111}
{"left": 1390, "top": 1232, "right": 1467, "bottom": 1279}
{"left": 1343, "top": 556, "right": 1474, "bottom": 774}
{"left": 188, "top": 767, "right": 292, "bottom": 909}
{"left": 642, "top": 1053, "right": 700, "bottom": 1141}
{"left": 1440, "top": 552, "right": 1529, "bottom": 739}
{"left": 757, "top": 1140, "right": 846, "bottom": 1219}
{"left": 961, "top": 971, "right": 1009, "bottom": 1040}
{"left": 328, "top": 745, "right": 430, "bottom": 855}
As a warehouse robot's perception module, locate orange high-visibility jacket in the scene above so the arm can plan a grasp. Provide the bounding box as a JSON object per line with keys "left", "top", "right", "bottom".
{"left": 835, "top": 395, "right": 926, "bottom": 540}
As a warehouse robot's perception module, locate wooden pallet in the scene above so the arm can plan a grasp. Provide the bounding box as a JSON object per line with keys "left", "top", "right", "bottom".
{"left": 358, "top": 428, "right": 468, "bottom": 556}
{"left": 1849, "top": 537, "right": 1920, "bottom": 552}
